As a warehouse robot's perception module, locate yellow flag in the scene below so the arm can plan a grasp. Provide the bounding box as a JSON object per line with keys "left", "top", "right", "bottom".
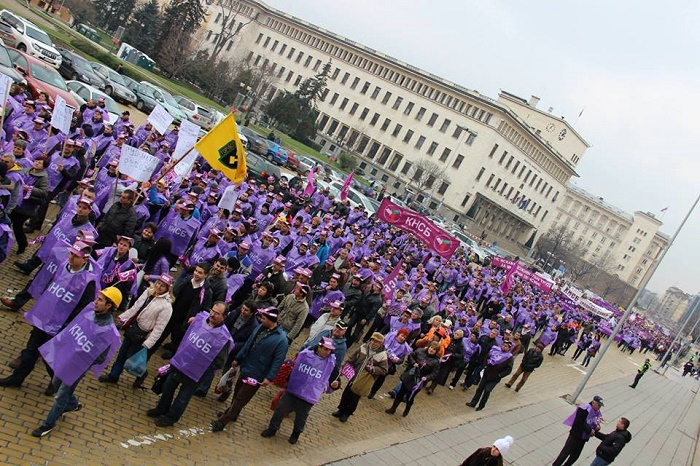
{"left": 194, "top": 113, "right": 247, "bottom": 183}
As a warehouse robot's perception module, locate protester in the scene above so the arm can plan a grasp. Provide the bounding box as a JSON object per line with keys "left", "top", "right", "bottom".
{"left": 505, "top": 342, "right": 545, "bottom": 392}
{"left": 385, "top": 341, "right": 440, "bottom": 417}
{"left": 552, "top": 395, "right": 604, "bottom": 466}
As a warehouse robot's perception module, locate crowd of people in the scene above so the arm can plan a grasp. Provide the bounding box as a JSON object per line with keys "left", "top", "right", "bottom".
{"left": 0, "top": 85, "right": 679, "bottom": 463}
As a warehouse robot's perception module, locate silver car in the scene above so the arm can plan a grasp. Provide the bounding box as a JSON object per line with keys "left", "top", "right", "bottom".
{"left": 89, "top": 61, "right": 137, "bottom": 105}
{"left": 174, "top": 95, "right": 215, "bottom": 130}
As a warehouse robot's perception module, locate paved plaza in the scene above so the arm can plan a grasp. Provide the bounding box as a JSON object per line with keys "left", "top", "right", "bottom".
{"left": 0, "top": 243, "right": 696, "bottom": 466}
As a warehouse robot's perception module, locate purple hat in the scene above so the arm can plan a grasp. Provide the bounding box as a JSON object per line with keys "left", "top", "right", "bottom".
{"left": 238, "top": 241, "right": 250, "bottom": 249}
{"left": 273, "top": 255, "right": 286, "bottom": 264}
{"left": 331, "top": 273, "right": 341, "bottom": 280}
{"left": 157, "top": 274, "right": 174, "bottom": 288}
{"left": 329, "top": 300, "right": 344, "bottom": 309}
{"left": 325, "top": 257, "right": 335, "bottom": 265}
{"left": 296, "top": 283, "right": 310, "bottom": 296}
{"left": 258, "top": 307, "right": 278, "bottom": 321}
{"left": 77, "top": 230, "right": 96, "bottom": 245}
{"left": 107, "top": 159, "right": 119, "bottom": 167}
{"left": 116, "top": 235, "right": 134, "bottom": 246}
{"left": 65, "top": 139, "right": 77, "bottom": 146}
{"left": 33, "top": 117, "right": 44, "bottom": 124}
{"left": 181, "top": 202, "right": 195, "bottom": 211}
{"left": 299, "top": 268, "right": 313, "bottom": 278}
{"left": 78, "top": 178, "right": 95, "bottom": 187}
{"left": 77, "top": 196, "right": 94, "bottom": 206}
{"left": 68, "top": 240, "right": 91, "bottom": 258}
{"left": 318, "top": 336, "right": 335, "bottom": 350}
{"left": 209, "top": 228, "right": 222, "bottom": 237}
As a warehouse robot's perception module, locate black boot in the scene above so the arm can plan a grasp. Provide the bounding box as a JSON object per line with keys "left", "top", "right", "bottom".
{"left": 288, "top": 430, "right": 301, "bottom": 444}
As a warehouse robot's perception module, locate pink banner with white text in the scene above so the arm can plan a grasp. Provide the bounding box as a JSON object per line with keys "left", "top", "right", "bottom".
{"left": 491, "top": 256, "right": 553, "bottom": 293}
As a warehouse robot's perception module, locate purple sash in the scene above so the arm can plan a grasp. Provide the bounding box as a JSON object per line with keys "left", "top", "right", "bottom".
{"left": 170, "top": 312, "right": 233, "bottom": 382}
{"left": 39, "top": 305, "right": 121, "bottom": 386}
{"left": 25, "top": 261, "right": 100, "bottom": 336}
{"left": 563, "top": 403, "right": 602, "bottom": 440}
{"left": 285, "top": 348, "right": 336, "bottom": 405}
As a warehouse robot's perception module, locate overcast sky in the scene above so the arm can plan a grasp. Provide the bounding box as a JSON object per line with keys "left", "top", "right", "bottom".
{"left": 262, "top": 0, "right": 700, "bottom": 296}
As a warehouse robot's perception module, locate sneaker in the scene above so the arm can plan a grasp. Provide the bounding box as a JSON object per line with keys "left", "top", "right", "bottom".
{"left": 448, "top": 385, "right": 455, "bottom": 390}
{"left": 260, "top": 428, "right": 276, "bottom": 438}
{"left": 210, "top": 420, "right": 225, "bottom": 432}
{"left": 63, "top": 403, "right": 83, "bottom": 415}
{"left": 31, "top": 424, "right": 55, "bottom": 437}
{"left": 288, "top": 431, "right": 300, "bottom": 444}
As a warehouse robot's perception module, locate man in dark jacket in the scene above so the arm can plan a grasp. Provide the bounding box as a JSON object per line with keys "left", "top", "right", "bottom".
{"left": 206, "top": 258, "right": 228, "bottom": 303}
{"left": 591, "top": 417, "right": 632, "bottom": 465}
{"left": 346, "top": 281, "right": 382, "bottom": 346}
{"left": 505, "top": 342, "right": 544, "bottom": 392}
{"left": 467, "top": 341, "right": 513, "bottom": 411}
{"left": 211, "top": 307, "right": 288, "bottom": 432}
{"left": 96, "top": 189, "right": 137, "bottom": 248}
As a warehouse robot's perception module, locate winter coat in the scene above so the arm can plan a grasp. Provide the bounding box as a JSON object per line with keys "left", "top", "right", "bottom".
{"left": 594, "top": 428, "right": 632, "bottom": 462}
{"left": 520, "top": 348, "right": 544, "bottom": 372}
{"left": 118, "top": 289, "right": 172, "bottom": 349}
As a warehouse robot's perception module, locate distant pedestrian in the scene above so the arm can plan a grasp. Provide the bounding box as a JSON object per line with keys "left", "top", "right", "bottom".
{"left": 504, "top": 342, "right": 544, "bottom": 392}
{"left": 590, "top": 417, "right": 632, "bottom": 466}
{"left": 552, "top": 395, "right": 604, "bottom": 466}
{"left": 460, "top": 435, "right": 513, "bottom": 466}
{"left": 629, "top": 358, "right": 651, "bottom": 388}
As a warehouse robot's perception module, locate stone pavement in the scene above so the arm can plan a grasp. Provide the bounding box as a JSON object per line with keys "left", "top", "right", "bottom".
{"left": 330, "top": 367, "right": 700, "bottom": 466}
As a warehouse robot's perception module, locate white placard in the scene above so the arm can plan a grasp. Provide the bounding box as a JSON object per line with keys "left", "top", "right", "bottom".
{"left": 147, "top": 104, "right": 174, "bottom": 135}
{"left": 173, "top": 148, "right": 199, "bottom": 181}
{"left": 50, "top": 95, "right": 74, "bottom": 134}
{"left": 119, "top": 145, "right": 160, "bottom": 182}
{"left": 0, "top": 73, "right": 12, "bottom": 111}
{"left": 218, "top": 185, "right": 238, "bottom": 211}
{"left": 172, "top": 119, "right": 199, "bottom": 160}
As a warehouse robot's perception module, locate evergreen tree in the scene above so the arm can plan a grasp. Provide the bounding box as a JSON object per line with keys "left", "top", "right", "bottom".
{"left": 156, "top": 0, "right": 206, "bottom": 66}
{"left": 123, "top": 0, "right": 161, "bottom": 56}
{"left": 94, "top": 0, "right": 136, "bottom": 33}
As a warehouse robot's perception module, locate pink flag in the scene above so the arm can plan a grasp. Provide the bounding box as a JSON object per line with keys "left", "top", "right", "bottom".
{"left": 117, "top": 269, "right": 137, "bottom": 283}
{"left": 340, "top": 170, "right": 354, "bottom": 201}
{"left": 381, "top": 260, "right": 403, "bottom": 301}
{"left": 500, "top": 260, "right": 519, "bottom": 294}
{"left": 303, "top": 168, "right": 315, "bottom": 196}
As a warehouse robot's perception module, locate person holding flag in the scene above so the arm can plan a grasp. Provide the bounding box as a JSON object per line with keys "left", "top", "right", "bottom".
{"left": 31, "top": 287, "right": 123, "bottom": 437}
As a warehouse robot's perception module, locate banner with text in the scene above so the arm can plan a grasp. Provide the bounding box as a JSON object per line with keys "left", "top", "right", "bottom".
{"left": 490, "top": 256, "right": 554, "bottom": 293}
{"left": 172, "top": 119, "right": 200, "bottom": 160}
{"left": 147, "top": 104, "right": 174, "bottom": 135}
{"left": 50, "top": 95, "right": 74, "bottom": 134}
{"left": 377, "top": 198, "right": 459, "bottom": 260}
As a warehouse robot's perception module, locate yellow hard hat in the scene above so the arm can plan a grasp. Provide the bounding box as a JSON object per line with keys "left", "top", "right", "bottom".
{"left": 100, "top": 287, "right": 123, "bottom": 308}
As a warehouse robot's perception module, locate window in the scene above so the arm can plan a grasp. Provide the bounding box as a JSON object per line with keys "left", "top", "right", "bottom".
{"left": 486, "top": 174, "right": 495, "bottom": 187}
{"left": 351, "top": 77, "right": 360, "bottom": 89}
{"left": 215, "top": 13, "right": 222, "bottom": 23}
{"left": 437, "top": 181, "right": 449, "bottom": 195}
{"left": 401, "top": 161, "right": 413, "bottom": 175}
{"left": 339, "top": 98, "right": 348, "bottom": 110}
{"left": 427, "top": 141, "right": 438, "bottom": 155}
{"left": 255, "top": 33, "right": 263, "bottom": 44}
{"left": 498, "top": 151, "right": 508, "bottom": 164}
{"left": 279, "top": 44, "right": 286, "bottom": 55}
{"left": 461, "top": 194, "right": 470, "bottom": 207}
{"left": 389, "top": 154, "right": 403, "bottom": 171}
{"left": 439, "top": 148, "right": 451, "bottom": 162}
{"left": 371, "top": 86, "right": 381, "bottom": 99}
{"left": 452, "top": 126, "right": 463, "bottom": 139}
{"left": 331, "top": 67, "right": 340, "bottom": 80}
{"left": 380, "top": 118, "right": 391, "bottom": 131}
{"left": 287, "top": 47, "right": 295, "bottom": 59}
{"left": 453, "top": 154, "right": 465, "bottom": 169}
{"left": 263, "top": 37, "right": 271, "bottom": 47}
{"left": 367, "top": 142, "right": 380, "bottom": 159}
{"left": 391, "top": 123, "right": 402, "bottom": 137}
{"left": 317, "top": 115, "right": 329, "bottom": 131}
{"left": 294, "top": 75, "right": 302, "bottom": 86}
{"left": 357, "top": 136, "right": 369, "bottom": 153}
{"left": 404, "top": 102, "right": 414, "bottom": 115}
{"left": 304, "top": 55, "right": 313, "bottom": 67}
{"left": 349, "top": 103, "right": 358, "bottom": 115}
{"left": 427, "top": 113, "right": 438, "bottom": 127}
{"left": 295, "top": 51, "right": 304, "bottom": 63}
{"left": 329, "top": 93, "right": 339, "bottom": 105}
{"left": 416, "top": 107, "right": 426, "bottom": 121}
{"left": 415, "top": 136, "right": 426, "bottom": 149}
{"left": 369, "top": 113, "right": 380, "bottom": 126}
{"left": 312, "top": 59, "right": 321, "bottom": 71}
{"left": 488, "top": 144, "right": 499, "bottom": 158}
{"left": 360, "top": 81, "right": 370, "bottom": 94}
{"left": 341, "top": 72, "right": 349, "bottom": 85}
{"left": 378, "top": 148, "right": 391, "bottom": 165}
{"left": 271, "top": 40, "right": 278, "bottom": 51}
{"left": 505, "top": 156, "right": 514, "bottom": 170}
{"left": 359, "top": 108, "right": 369, "bottom": 120}
{"left": 381, "top": 91, "right": 392, "bottom": 104}
{"left": 392, "top": 96, "right": 403, "bottom": 110}
{"left": 439, "top": 118, "right": 451, "bottom": 133}
{"left": 413, "top": 168, "right": 424, "bottom": 181}
{"left": 403, "top": 130, "right": 414, "bottom": 143}
{"left": 475, "top": 167, "right": 485, "bottom": 181}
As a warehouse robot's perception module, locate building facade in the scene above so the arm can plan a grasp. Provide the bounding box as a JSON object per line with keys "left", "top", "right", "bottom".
{"left": 198, "top": 0, "right": 589, "bottom": 253}
{"left": 551, "top": 184, "right": 669, "bottom": 287}
{"left": 658, "top": 287, "right": 693, "bottom": 323}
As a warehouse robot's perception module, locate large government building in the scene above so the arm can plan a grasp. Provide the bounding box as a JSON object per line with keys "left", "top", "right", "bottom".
{"left": 196, "top": 0, "right": 668, "bottom": 291}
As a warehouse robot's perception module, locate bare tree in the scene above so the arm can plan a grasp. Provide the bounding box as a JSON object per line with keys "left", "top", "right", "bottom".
{"left": 209, "top": 0, "right": 254, "bottom": 62}
{"left": 570, "top": 251, "right": 615, "bottom": 284}
{"left": 408, "top": 159, "right": 447, "bottom": 193}
{"left": 534, "top": 223, "right": 574, "bottom": 266}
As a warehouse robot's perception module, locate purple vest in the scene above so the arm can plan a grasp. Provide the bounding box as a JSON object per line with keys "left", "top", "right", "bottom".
{"left": 93, "top": 170, "right": 117, "bottom": 211}
{"left": 189, "top": 238, "right": 221, "bottom": 264}
{"left": 285, "top": 348, "right": 336, "bottom": 405}
{"left": 47, "top": 154, "right": 79, "bottom": 191}
{"left": 39, "top": 305, "right": 121, "bottom": 386}
{"left": 0, "top": 222, "right": 13, "bottom": 260}
{"left": 170, "top": 312, "right": 233, "bottom": 382}
{"left": 225, "top": 273, "right": 246, "bottom": 302}
{"left": 96, "top": 248, "right": 137, "bottom": 294}
{"left": 309, "top": 289, "right": 345, "bottom": 319}
{"left": 25, "top": 261, "right": 100, "bottom": 336}
{"left": 247, "top": 244, "right": 276, "bottom": 278}
{"left": 37, "top": 216, "right": 95, "bottom": 263}
{"left": 156, "top": 210, "right": 201, "bottom": 256}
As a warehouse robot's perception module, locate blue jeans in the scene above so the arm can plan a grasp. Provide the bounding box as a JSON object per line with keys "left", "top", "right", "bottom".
{"left": 155, "top": 369, "right": 198, "bottom": 422}
{"left": 42, "top": 376, "right": 82, "bottom": 428}
{"left": 591, "top": 457, "right": 610, "bottom": 466}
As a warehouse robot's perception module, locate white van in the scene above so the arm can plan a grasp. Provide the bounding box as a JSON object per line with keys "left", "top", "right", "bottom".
{"left": 0, "top": 10, "right": 61, "bottom": 68}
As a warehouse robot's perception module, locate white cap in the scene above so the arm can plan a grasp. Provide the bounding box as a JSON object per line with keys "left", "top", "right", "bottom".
{"left": 493, "top": 435, "right": 514, "bottom": 456}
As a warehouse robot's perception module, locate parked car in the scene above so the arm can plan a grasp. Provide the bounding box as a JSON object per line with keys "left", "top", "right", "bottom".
{"left": 0, "top": 43, "right": 24, "bottom": 83}
{"left": 327, "top": 180, "right": 378, "bottom": 214}
{"left": 138, "top": 81, "right": 186, "bottom": 124}
{"left": 57, "top": 48, "right": 104, "bottom": 89}
{"left": 236, "top": 124, "right": 249, "bottom": 149}
{"left": 246, "top": 151, "right": 281, "bottom": 182}
{"left": 0, "top": 19, "right": 17, "bottom": 48}
{"left": 0, "top": 10, "right": 61, "bottom": 68}
{"left": 129, "top": 81, "right": 158, "bottom": 113}
{"left": 66, "top": 80, "right": 120, "bottom": 122}
{"left": 7, "top": 48, "right": 77, "bottom": 108}
{"left": 174, "top": 95, "right": 215, "bottom": 130}
{"left": 89, "top": 61, "right": 136, "bottom": 105}
{"left": 239, "top": 126, "right": 268, "bottom": 155}
{"left": 266, "top": 140, "right": 288, "bottom": 165}
{"left": 295, "top": 154, "right": 317, "bottom": 175}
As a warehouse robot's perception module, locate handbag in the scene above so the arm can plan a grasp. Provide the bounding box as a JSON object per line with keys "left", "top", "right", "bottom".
{"left": 151, "top": 364, "right": 171, "bottom": 395}
{"left": 271, "top": 356, "right": 296, "bottom": 388}
{"left": 122, "top": 296, "right": 154, "bottom": 344}
{"left": 350, "top": 367, "right": 375, "bottom": 396}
